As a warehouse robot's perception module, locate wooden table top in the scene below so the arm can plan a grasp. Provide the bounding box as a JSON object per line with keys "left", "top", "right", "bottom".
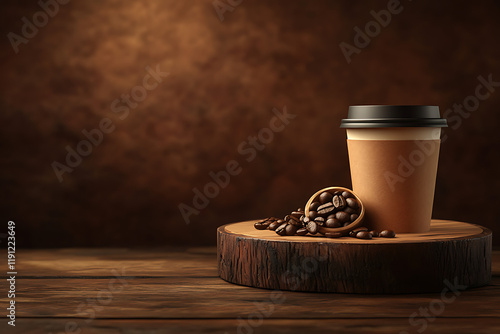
{"left": 1, "top": 248, "right": 499, "bottom": 333}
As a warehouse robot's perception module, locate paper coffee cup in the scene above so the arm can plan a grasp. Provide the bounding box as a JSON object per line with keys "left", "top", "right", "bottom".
{"left": 340, "top": 105, "right": 448, "bottom": 233}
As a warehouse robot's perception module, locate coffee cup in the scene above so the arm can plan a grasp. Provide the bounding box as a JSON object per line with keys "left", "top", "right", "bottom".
{"left": 340, "top": 105, "right": 448, "bottom": 233}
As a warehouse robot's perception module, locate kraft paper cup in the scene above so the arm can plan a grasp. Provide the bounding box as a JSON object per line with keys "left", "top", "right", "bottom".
{"left": 340, "top": 105, "right": 448, "bottom": 233}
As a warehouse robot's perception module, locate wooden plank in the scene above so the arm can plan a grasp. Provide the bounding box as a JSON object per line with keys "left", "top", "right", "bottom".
{"left": 11, "top": 248, "right": 499, "bottom": 278}
{"left": 10, "top": 247, "right": 218, "bottom": 277}
{"left": 2, "top": 318, "right": 500, "bottom": 334}
{"left": 2, "top": 277, "right": 499, "bottom": 319}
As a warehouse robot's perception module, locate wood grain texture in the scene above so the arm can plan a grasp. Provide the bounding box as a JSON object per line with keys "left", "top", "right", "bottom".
{"left": 223, "top": 219, "right": 487, "bottom": 243}
{"left": 7, "top": 247, "right": 217, "bottom": 277}
{"left": 2, "top": 277, "right": 499, "bottom": 319}
{"left": 218, "top": 220, "right": 492, "bottom": 293}
{"left": 7, "top": 247, "right": 500, "bottom": 277}
{"left": 2, "top": 318, "right": 500, "bottom": 334}
{"left": 0, "top": 248, "right": 498, "bottom": 333}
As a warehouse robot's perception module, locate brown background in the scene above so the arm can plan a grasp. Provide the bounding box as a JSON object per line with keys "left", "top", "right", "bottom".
{"left": 0, "top": 0, "right": 499, "bottom": 247}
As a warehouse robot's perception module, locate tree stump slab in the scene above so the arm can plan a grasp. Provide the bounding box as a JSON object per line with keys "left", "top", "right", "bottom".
{"left": 217, "top": 220, "right": 491, "bottom": 293}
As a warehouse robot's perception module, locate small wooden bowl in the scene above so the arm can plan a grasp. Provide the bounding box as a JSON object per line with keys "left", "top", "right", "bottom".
{"left": 304, "top": 186, "right": 365, "bottom": 235}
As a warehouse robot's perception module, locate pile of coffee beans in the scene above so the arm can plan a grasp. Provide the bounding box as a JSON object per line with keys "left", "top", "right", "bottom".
{"left": 253, "top": 188, "right": 396, "bottom": 239}
{"left": 306, "top": 189, "right": 361, "bottom": 231}
{"left": 253, "top": 211, "right": 308, "bottom": 236}
{"left": 347, "top": 227, "right": 396, "bottom": 239}
{"left": 255, "top": 216, "right": 396, "bottom": 239}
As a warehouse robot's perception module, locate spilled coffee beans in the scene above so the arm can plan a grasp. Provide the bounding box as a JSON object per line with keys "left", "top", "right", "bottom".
{"left": 252, "top": 187, "right": 397, "bottom": 240}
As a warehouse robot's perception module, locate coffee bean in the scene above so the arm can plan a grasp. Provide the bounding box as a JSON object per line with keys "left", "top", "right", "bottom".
{"left": 303, "top": 217, "right": 310, "bottom": 224}
{"left": 276, "top": 219, "right": 285, "bottom": 225}
{"left": 308, "top": 211, "right": 318, "bottom": 220}
{"left": 344, "top": 207, "right": 357, "bottom": 214}
{"left": 317, "top": 202, "right": 335, "bottom": 215}
{"left": 342, "top": 191, "right": 353, "bottom": 198}
{"left": 309, "top": 201, "right": 320, "bottom": 211}
{"left": 356, "top": 231, "right": 372, "bottom": 239}
{"left": 349, "top": 230, "right": 358, "bottom": 237}
{"left": 325, "top": 218, "right": 341, "bottom": 228}
{"left": 254, "top": 222, "right": 267, "bottom": 230}
{"left": 276, "top": 223, "right": 288, "bottom": 236}
{"left": 350, "top": 214, "right": 359, "bottom": 222}
{"left": 319, "top": 191, "right": 333, "bottom": 204}
{"left": 289, "top": 219, "right": 302, "bottom": 227}
{"left": 276, "top": 229, "right": 287, "bottom": 236}
{"left": 380, "top": 230, "right": 396, "bottom": 238}
{"left": 369, "top": 230, "right": 378, "bottom": 237}
{"left": 335, "top": 211, "right": 350, "bottom": 223}
{"left": 343, "top": 222, "right": 351, "bottom": 227}
{"left": 353, "top": 227, "right": 368, "bottom": 233}
{"left": 306, "top": 221, "right": 319, "bottom": 234}
{"left": 332, "top": 195, "right": 346, "bottom": 210}
{"left": 327, "top": 214, "right": 336, "bottom": 220}
{"left": 325, "top": 232, "right": 343, "bottom": 238}
{"left": 284, "top": 215, "right": 290, "bottom": 222}
{"left": 290, "top": 211, "right": 302, "bottom": 218}
{"left": 257, "top": 219, "right": 267, "bottom": 224}
{"left": 289, "top": 215, "right": 300, "bottom": 223}
{"left": 286, "top": 224, "right": 298, "bottom": 236}
{"left": 296, "top": 228, "right": 308, "bottom": 236}
{"left": 314, "top": 217, "right": 325, "bottom": 226}
{"left": 346, "top": 198, "right": 358, "bottom": 209}
{"left": 300, "top": 215, "right": 305, "bottom": 222}
{"left": 268, "top": 222, "right": 280, "bottom": 230}
{"left": 297, "top": 208, "right": 303, "bottom": 212}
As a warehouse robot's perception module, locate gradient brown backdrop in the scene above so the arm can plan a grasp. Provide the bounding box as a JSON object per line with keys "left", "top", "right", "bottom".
{"left": 1, "top": 0, "right": 499, "bottom": 247}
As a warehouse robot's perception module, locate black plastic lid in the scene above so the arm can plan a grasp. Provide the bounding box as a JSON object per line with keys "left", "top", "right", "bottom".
{"left": 340, "top": 105, "right": 448, "bottom": 128}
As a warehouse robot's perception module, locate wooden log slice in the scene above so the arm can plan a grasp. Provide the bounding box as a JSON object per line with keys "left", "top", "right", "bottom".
{"left": 217, "top": 220, "right": 491, "bottom": 293}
